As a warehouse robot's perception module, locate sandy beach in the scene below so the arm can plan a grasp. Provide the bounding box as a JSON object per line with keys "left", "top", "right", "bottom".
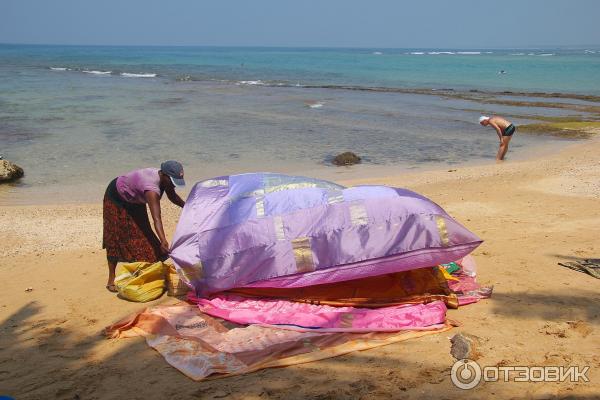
{"left": 1, "top": 137, "right": 599, "bottom": 399}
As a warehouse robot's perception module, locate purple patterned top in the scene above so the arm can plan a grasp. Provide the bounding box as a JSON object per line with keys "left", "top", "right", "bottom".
{"left": 116, "top": 168, "right": 161, "bottom": 204}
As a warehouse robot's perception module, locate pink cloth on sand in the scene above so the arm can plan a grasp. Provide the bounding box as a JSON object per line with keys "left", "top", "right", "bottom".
{"left": 450, "top": 255, "right": 493, "bottom": 305}
{"left": 106, "top": 304, "right": 451, "bottom": 380}
{"left": 193, "top": 294, "right": 448, "bottom": 333}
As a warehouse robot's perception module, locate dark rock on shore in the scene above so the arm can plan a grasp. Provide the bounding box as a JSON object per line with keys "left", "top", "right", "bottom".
{"left": 332, "top": 152, "right": 361, "bottom": 166}
{"left": 0, "top": 159, "right": 24, "bottom": 182}
{"left": 450, "top": 333, "right": 483, "bottom": 361}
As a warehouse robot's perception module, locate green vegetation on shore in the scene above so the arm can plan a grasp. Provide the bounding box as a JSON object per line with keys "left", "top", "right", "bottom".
{"left": 518, "top": 121, "right": 600, "bottom": 138}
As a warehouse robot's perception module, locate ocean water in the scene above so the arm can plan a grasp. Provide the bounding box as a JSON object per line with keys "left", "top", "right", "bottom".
{"left": 1, "top": 45, "right": 599, "bottom": 204}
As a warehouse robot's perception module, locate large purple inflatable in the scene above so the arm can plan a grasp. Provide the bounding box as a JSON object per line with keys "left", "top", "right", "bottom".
{"left": 170, "top": 173, "right": 482, "bottom": 297}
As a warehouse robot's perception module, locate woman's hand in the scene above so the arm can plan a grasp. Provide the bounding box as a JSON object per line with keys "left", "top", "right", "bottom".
{"left": 160, "top": 241, "right": 170, "bottom": 255}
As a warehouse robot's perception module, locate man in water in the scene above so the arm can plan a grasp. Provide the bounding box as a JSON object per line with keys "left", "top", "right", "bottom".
{"left": 479, "top": 115, "right": 516, "bottom": 161}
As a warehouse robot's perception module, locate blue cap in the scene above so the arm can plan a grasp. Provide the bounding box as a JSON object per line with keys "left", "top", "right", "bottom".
{"left": 160, "top": 160, "right": 185, "bottom": 186}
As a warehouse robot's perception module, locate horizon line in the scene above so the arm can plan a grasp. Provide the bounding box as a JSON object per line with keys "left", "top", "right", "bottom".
{"left": 1, "top": 42, "right": 599, "bottom": 50}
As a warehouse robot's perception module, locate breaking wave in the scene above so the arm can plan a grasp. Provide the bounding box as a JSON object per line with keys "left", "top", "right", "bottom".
{"left": 120, "top": 72, "right": 157, "bottom": 78}
{"left": 47, "top": 67, "right": 156, "bottom": 78}
{"left": 82, "top": 70, "right": 112, "bottom": 75}
{"left": 237, "top": 80, "right": 265, "bottom": 86}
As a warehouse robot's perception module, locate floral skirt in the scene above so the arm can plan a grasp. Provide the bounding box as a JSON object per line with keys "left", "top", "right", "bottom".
{"left": 102, "top": 179, "right": 165, "bottom": 263}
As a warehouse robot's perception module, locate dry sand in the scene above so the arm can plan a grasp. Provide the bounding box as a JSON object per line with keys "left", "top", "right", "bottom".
{"left": 1, "top": 139, "right": 599, "bottom": 399}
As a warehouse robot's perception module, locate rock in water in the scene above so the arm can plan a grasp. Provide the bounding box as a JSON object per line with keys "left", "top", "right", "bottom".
{"left": 0, "top": 159, "right": 24, "bottom": 182}
{"left": 332, "top": 152, "right": 361, "bottom": 166}
{"left": 450, "top": 333, "right": 482, "bottom": 360}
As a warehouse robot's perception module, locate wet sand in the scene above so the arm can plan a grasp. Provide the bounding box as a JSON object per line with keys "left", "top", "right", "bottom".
{"left": 1, "top": 138, "right": 599, "bottom": 399}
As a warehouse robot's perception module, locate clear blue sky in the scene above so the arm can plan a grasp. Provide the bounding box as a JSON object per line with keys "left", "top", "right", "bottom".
{"left": 1, "top": 0, "right": 599, "bottom": 48}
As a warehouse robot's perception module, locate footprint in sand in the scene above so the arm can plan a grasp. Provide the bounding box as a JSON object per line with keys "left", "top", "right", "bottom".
{"left": 544, "top": 352, "right": 573, "bottom": 365}
{"left": 539, "top": 320, "right": 592, "bottom": 338}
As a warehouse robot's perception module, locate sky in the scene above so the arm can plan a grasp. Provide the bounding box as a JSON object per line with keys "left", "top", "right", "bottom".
{"left": 1, "top": 0, "right": 599, "bottom": 48}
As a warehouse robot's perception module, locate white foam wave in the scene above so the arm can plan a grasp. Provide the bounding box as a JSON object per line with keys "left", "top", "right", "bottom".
{"left": 121, "top": 72, "right": 157, "bottom": 78}
{"left": 584, "top": 50, "right": 596, "bottom": 54}
{"left": 511, "top": 53, "right": 525, "bottom": 56}
{"left": 307, "top": 102, "right": 324, "bottom": 109}
{"left": 237, "top": 80, "right": 264, "bottom": 85}
{"left": 83, "top": 70, "right": 112, "bottom": 75}
{"left": 372, "top": 51, "right": 383, "bottom": 55}
{"left": 409, "top": 52, "right": 425, "bottom": 55}
{"left": 538, "top": 53, "right": 554, "bottom": 56}
{"left": 428, "top": 51, "right": 455, "bottom": 55}
{"left": 50, "top": 67, "right": 69, "bottom": 71}
{"left": 456, "top": 51, "right": 481, "bottom": 55}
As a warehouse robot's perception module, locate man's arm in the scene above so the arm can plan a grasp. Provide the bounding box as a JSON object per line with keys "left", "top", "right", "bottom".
{"left": 488, "top": 121, "right": 503, "bottom": 141}
{"left": 145, "top": 191, "right": 169, "bottom": 254}
{"left": 166, "top": 186, "right": 185, "bottom": 208}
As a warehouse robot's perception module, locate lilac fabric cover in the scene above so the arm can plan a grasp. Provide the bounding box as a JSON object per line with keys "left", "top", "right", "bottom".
{"left": 170, "top": 173, "right": 482, "bottom": 297}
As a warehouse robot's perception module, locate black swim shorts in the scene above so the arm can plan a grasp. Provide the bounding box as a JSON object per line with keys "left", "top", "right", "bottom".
{"left": 503, "top": 124, "right": 516, "bottom": 136}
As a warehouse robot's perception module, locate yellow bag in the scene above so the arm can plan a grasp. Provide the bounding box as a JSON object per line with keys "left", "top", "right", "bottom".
{"left": 114, "top": 261, "right": 167, "bottom": 302}
{"left": 166, "top": 265, "right": 190, "bottom": 297}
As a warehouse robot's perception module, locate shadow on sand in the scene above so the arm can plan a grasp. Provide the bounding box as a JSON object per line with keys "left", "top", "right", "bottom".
{"left": 0, "top": 301, "right": 454, "bottom": 400}
{"left": 1, "top": 300, "right": 596, "bottom": 400}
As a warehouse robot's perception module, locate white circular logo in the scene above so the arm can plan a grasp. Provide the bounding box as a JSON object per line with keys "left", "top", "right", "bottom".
{"left": 451, "top": 359, "right": 482, "bottom": 390}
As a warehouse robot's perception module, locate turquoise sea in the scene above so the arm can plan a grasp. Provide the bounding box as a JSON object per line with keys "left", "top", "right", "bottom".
{"left": 1, "top": 44, "right": 599, "bottom": 203}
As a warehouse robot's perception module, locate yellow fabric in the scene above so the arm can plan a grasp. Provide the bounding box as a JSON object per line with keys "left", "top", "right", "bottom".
{"left": 440, "top": 266, "right": 460, "bottom": 281}
{"left": 114, "top": 261, "right": 167, "bottom": 302}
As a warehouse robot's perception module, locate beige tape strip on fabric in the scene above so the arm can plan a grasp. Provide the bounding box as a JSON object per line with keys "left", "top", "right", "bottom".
{"left": 339, "top": 313, "right": 354, "bottom": 328}
{"left": 199, "top": 179, "right": 229, "bottom": 188}
{"left": 273, "top": 215, "right": 286, "bottom": 241}
{"left": 255, "top": 197, "right": 265, "bottom": 217}
{"left": 435, "top": 215, "right": 450, "bottom": 247}
{"left": 327, "top": 190, "right": 344, "bottom": 204}
{"left": 291, "top": 237, "right": 316, "bottom": 273}
{"left": 180, "top": 262, "right": 204, "bottom": 284}
{"left": 349, "top": 203, "right": 368, "bottom": 225}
